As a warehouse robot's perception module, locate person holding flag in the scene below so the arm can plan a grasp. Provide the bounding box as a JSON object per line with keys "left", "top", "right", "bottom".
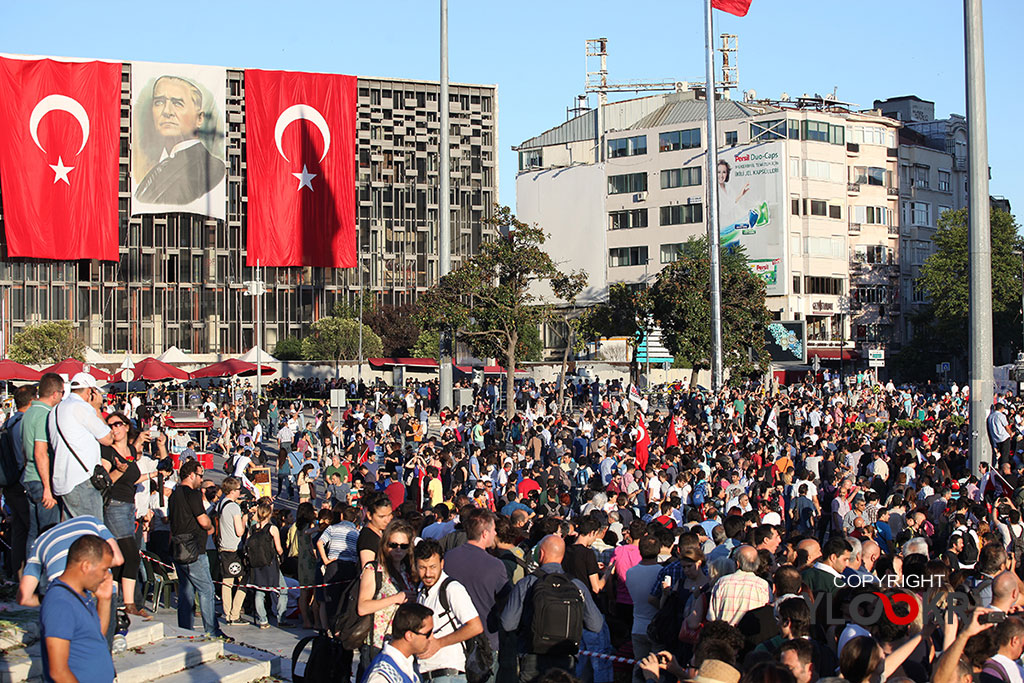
{"left": 633, "top": 411, "right": 651, "bottom": 473}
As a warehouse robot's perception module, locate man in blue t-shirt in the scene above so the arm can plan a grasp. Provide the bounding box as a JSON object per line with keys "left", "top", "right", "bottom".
{"left": 17, "top": 515, "right": 122, "bottom": 606}
{"left": 40, "top": 534, "right": 117, "bottom": 683}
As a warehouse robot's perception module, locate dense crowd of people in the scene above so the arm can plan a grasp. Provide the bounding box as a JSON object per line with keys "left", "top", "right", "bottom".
{"left": 5, "top": 366, "right": 1024, "bottom": 683}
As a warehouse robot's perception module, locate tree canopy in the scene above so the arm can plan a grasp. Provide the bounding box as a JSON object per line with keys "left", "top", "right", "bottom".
{"left": 301, "top": 317, "right": 382, "bottom": 366}
{"left": 651, "top": 237, "right": 771, "bottom": 381}
{"left": 9, "top": 320, "right": 85, "bottom": 365}
{"left": 577, "top": 281, "right": 654, "bottom": 382}
{"left": 417, "top": 205, "right": 586, "bottom": 415}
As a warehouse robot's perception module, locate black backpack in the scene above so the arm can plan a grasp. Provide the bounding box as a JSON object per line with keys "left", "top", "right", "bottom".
{"left": 244, "top": 524, "right": 276, "bottom": 569}
{"left": 333, "top": 563, "right": 383, "bottom": 649}
{"left": 437, "top": 578, "right": 494, "bottom": 683}
{"left": 528, "top": 571, "right": 584, "bottom": 656}
{"left": 291, "top": 634, "right": 348, "bottom": 683}
{"left": 0, "top": 413, "right": 24, "bottom": 488}
{"left": 647, "top": 580, "right": 692, "bottom": 648}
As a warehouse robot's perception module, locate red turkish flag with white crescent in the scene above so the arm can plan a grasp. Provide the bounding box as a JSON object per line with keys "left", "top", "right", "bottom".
{"left": 635, "top": 412, "right": 651, "bottom": 471}
{"left": 244, "top": 69, "right": 356, "bottom": 267}
{"left": 0, "top": 57, "right": 120, "bottom": 260}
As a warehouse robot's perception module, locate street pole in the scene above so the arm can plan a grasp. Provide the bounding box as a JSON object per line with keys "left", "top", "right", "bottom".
{"left": 965, "top": 0, "right": 994, "bottom": 476}
{"left": 438, "top": 0, "right": 454, "bottom": 409}
{"left": 256, "top": 260, "right": 262, "bottom": 403}
{"left": 703, "top": 0, "right": 724, "bottom": 392}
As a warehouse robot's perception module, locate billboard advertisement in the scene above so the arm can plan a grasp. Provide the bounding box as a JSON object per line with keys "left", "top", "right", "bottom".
{"left": 130, "top": 61, "right": 227, "bottom": 219}
{"left": 765, "top": 320, "right": 806, "bottom": 364}
{"left": 717, "top": 140, "right": 786, "bottom": 295}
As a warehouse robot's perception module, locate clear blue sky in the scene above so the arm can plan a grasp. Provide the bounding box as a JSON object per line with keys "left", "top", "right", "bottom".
{"left": 2, "top": 0, "right": 1020, "bottom": 217}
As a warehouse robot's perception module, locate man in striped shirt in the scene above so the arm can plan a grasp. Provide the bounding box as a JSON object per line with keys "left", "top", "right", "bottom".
{"left": 17, "top": 515, "right": 123, "bottom": 606}
{"left": 706, "top": 545, "right": 771, "bottom": 625}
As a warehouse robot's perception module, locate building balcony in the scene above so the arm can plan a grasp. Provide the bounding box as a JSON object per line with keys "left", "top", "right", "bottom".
{"left": 849, "top": 222, "right": 861, "bottom": 234}
{"left": 847, "top": 182, "right": 861, "bottom": 194}
{"left": 887, "top": 186, "right": 899, "bottom": 196}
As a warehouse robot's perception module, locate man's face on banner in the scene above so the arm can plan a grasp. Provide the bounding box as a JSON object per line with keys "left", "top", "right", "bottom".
{"left": 152, "top": 78, "right": 203, "bottom": 146}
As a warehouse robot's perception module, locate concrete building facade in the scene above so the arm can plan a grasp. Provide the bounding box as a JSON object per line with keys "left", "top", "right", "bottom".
{"left": 515, "top": 90, "right": 903, "bottom": 364}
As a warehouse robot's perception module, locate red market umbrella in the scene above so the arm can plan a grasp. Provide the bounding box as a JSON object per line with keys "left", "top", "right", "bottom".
{"left": 189, "top": 358, "right": 275, "bottom": 379}
{"left": 113, "top": 357, "right": 190, "bottom": 382}
{"left": 42, "top": 358, "right": 112, "bottom": 381}
{"left": 0, "top": 360, "right": 41, "bottom": 381}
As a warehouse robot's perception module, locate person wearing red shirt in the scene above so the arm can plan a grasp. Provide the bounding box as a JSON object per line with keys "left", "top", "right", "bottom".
{"left": 517, "top": 473, "right": 541, "bottom": 498}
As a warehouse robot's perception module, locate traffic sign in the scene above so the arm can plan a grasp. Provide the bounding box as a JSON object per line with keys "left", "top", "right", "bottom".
{"left": 121, "top": 368, "right": 135, "bottom": 382}
{"left": 941, "top": 362, "right": 951, "bottom": 373}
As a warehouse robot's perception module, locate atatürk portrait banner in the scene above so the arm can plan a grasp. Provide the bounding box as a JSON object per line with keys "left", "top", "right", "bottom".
{"left": 130, "top": 61, "right": 226, "bottom": 220}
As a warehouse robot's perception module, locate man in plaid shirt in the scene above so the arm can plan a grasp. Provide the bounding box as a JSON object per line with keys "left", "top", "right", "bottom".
{"left": 706, "top": 545, "right": 772, "bottom": 625}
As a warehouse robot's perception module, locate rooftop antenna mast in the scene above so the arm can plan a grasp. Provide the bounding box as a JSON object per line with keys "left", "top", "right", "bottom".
{"left": 719, "top": 34, "right": 738, "bottom": 94}
{"left": 583, "top": 38, "right": 690, "bottom": 162}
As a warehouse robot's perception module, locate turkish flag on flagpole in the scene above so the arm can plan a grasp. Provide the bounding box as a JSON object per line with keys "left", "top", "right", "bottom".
{"left": 635, "top": 412, "right": 651, "bottom": 471}
{"left": 0, "top": 57, "right": 120, "bottom": 260}
{"left": 712, "top": 0, "right": 752, "bottom": 16}
{"left": 244, "top": 69, "right": 357, "bottom": 267}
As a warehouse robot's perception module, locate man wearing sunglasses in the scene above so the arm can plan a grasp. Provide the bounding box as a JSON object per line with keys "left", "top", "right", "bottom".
{"left": 48, "top": 373, "right": 113, "bottom": 520}
{"left": 363, "top": 602, "right": 435, "bottom": 683}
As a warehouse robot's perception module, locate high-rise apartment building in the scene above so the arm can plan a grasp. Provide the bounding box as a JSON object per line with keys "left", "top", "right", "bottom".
{"left": 516, "top": 90, "right": 902, "bottom": 365}
{"left": 0, "top": 64, "right": 499, "bottom": 355}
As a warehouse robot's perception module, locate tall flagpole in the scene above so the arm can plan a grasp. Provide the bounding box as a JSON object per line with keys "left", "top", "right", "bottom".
{"left": 438, "top": 0, "right": 454, "bottom": 410}
{"left": 965, "top": 0, "right": 993, "bottom": 476}
{"left": 704, "top": 0, "right": 724, "bottom": 391}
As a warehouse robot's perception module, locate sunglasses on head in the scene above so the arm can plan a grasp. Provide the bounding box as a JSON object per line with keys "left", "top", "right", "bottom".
{"left": 388, "top": 542, "right": 410, "bottom": 550}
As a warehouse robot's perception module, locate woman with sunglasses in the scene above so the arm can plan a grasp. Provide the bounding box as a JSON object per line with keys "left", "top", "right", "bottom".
{"left": 101, "top": 411, "right": 163, "bottom": 619}
{"left": 356, "top": 518, "right": 416, "bottom": 679}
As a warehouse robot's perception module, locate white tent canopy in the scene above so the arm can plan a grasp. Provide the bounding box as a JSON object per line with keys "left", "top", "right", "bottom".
{"left": 238, "top": 346, "right": 278, "bottom": 363}
{"left": 82, "top": 347, "right": 107, "bottom": 364}
{"left": 157, "top": 346, "right": 192, "bottom": 364}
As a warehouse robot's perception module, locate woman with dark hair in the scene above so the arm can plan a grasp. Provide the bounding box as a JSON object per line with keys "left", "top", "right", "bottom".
{"left": 101, "top": 410, "right": 163, "bottom": 619}
{"left": 356, "top": 518, "right": 416, "bottom": 677}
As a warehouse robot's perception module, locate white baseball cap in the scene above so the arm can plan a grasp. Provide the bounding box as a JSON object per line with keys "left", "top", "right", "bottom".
{"left": 69, "top": 372, "right": 99, "bottom": 390}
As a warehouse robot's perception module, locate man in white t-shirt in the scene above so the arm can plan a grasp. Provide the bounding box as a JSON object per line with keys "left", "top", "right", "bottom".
{"left": 48, "top": 373, "right": 113, "bottom": 519}
{"left": 625, "top": 535, "right": 664, "bottom": 679}
{"left": 413, "top": 540, "right": 483, "bottom": 678}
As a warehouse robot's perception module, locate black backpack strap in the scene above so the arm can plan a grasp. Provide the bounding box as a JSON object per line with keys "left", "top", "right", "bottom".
{"left": 290, "top": 634, "right": 318, "bottom": 682}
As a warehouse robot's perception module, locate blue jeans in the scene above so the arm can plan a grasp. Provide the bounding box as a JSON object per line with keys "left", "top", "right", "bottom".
{"left": 24, "top": 480, "right": 60, "bottom": 554}
{"left": 576, "top": 622, "right": 613, "bottom": 683}
{"left": 60, "top": 480, "right": 103, "bottom": 520}
{"left": 254, "top": 571, "right": 288, "bottom": 625}
{"left": 174, "top": 553, "right": 219, "bottom": 635}
{"left": 426, "top": 676, "right": 466, "bottom": 683}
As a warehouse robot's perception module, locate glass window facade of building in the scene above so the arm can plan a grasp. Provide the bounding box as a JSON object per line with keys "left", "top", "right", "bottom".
{"left": 0, "top": 68, "right": 499, "bottom": 354}
{"left": 658, "top": 128, "right": 701, "bottom": 152}
{"left": 608, "top": 135, "right": 647, "bottom": 158}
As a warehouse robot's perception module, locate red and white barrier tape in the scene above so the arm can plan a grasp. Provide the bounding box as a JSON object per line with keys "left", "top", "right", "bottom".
{"left": 142, "top": 551, "right": 335, "bottom": 593}
{"left": 578, "top": 650, "right": 637, "bottom": 665}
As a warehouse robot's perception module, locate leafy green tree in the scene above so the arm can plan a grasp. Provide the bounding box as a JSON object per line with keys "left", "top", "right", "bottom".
{"left": 9, "top": 320, "right": 85, "bottom": 364}
{"left": 918, "top": 208, "right": 1022, "bottom": 355}
{"left": 651, "top": 237, "right": 771, "bottom": 382}
{"left": 411, "top": 329, "right": 440, "bottom": 359}
{"left": 301, "top": 317, "right": 383, "bottom": 370}
{"left": 273, "top": 336, "right": 304, "bottom": 361}
{"left": 417, "top": 205, "right": 586, "bottom": 416}
{"left": 577, "top": 282, "right": 654, "bottom": 384}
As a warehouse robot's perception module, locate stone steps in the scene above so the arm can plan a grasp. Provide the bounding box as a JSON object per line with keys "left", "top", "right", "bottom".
{"left": 0, "top": 607, "right": 280, "bottom": 683}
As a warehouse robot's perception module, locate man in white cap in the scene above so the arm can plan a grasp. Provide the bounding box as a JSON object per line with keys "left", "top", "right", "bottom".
{"left": 47, "top": 373, "right": 113, "bottom": 519}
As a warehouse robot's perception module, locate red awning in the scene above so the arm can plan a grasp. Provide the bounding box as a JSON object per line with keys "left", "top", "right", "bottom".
{"left": 113, "top": 357, "right": 190, "bottom": 382}
{"left": 0, "top": 360, "right": 42, "bottom": 381}
{"left": 807, "top": 348, "right": 860, "bottom": 361}
{"left": 368, "top": 357, "right": 440, "bottom": 369}
{"left": 42, "top": 358, "right": 112, "bottom": 381}
{"left": 190, "top": 359, "right": 275, "bottom": 379}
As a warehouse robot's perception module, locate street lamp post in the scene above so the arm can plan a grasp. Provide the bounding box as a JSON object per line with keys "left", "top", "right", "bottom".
{"left": 244, "top": 263, "right": 267, "bottom": 401}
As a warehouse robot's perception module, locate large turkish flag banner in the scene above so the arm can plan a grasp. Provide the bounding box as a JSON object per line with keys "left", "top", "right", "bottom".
{"left": 244, "top": 69, "right": 356, "bottom": 268}
{"left": 0, "top": 57, "right": 120, "bottom": 260}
